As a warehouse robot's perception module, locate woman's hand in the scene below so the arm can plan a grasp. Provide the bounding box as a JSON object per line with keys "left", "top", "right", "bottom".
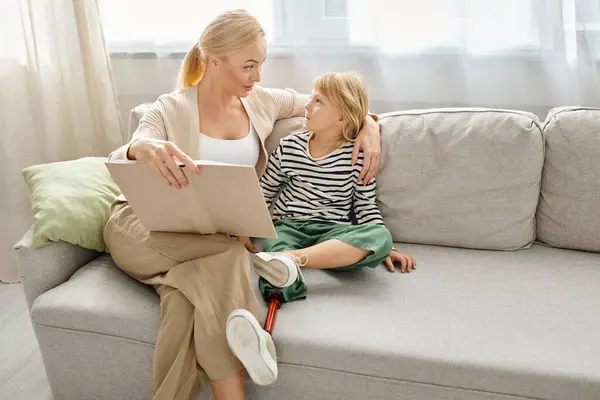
{"left": 352, "top": 115, "right": 381, "bottom": 185}
{"left": 384, "top": 250, "right": 416, "bottom": 273}
{"left": 128, "top": 137, "right": 200, "bottom": 188}
{"left": 235, "top": 236, "right": 258, "bottom": 253}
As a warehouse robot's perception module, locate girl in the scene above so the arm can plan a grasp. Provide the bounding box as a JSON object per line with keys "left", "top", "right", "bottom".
{"left": 227, "top": 72, "right": 416, "bottom": 386}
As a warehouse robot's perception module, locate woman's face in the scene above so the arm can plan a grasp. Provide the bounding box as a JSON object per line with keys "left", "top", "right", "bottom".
{"left": 303, "top": 90, "right": 343, "bottom": 135}
{"left": 215, "top": 36, "right": 267, "bottom": 98}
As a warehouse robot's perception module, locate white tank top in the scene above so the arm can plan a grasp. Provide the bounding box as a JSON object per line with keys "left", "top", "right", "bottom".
{"left": 198, "top": 125, "right": 260, "bottom": 167}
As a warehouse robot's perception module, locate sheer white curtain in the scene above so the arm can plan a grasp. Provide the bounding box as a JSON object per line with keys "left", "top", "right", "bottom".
{"left": 339, "top": 0, "right": 600, "bottom": 112}
{"left": 100, "top": 0, "right": 600, "bottom": 117}
{"left": 0, "top": 0, "right": 123, "bottom": 282}
{"left": 99, "top": 0, "right": 276, "bottom": 53}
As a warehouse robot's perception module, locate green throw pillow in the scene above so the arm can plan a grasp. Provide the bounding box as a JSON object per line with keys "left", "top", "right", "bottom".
{"left": 22, "top": 157, "right": 121, "bottom": 252}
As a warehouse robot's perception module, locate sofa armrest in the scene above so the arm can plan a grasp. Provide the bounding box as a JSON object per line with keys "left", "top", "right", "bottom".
{"left": 13, "top": 225, "right": 102, "bottom": 310}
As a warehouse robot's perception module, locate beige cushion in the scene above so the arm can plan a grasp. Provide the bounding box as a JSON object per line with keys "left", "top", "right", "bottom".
{"left": 537, "top": 107, "right": 600, "bottom": 253}
{"left": 377, "top": 108, "right": 544, "bottom": 250}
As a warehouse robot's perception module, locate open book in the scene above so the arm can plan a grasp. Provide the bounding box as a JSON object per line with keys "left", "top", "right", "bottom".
{"left": 105, "top": 160, "right": 277, "bottom": 239}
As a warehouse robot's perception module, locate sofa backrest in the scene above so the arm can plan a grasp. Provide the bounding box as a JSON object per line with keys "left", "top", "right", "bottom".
{"left": 377, "top": 109, "right": 544, "bottom": 250}
{"left": 128, "top": 103, "right": 151, "bottom": 142}
{"left": 135, "top": 103, "right": 600, "bottom": 253}
{"left": 537, "top": 107, "right": 600, "bottom": 253}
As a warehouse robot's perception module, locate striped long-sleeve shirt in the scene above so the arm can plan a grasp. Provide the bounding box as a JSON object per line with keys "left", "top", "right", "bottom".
{"left": 260, "top": 131, "right": 384, "bottom": 225}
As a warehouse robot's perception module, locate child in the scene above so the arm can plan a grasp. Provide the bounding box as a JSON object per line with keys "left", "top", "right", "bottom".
{"left": 226, "top": 72, "right": 416, "bottom": 386}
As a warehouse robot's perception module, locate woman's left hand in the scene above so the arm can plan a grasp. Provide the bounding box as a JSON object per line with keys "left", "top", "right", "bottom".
{"left": 384, "top": 250, "right": 416, "bottom": 273}
{"left": 352, "top": 115, "right": 381, "bottom": 185}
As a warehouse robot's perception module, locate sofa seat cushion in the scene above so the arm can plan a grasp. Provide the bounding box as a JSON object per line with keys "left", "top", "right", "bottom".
{"left": 272, "top": 243, "right": 600, "bottom": 400}
{"left": 31, "top": 254, "right": 160, "bottom": 344}
{"left": 31, "top": 246, "right": 600, "bottom": 399}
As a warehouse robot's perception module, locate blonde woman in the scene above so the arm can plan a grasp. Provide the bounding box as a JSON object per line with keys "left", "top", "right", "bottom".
{"left": 227, "top": 73, "right": 416, "bottom": 386}
{"left": 103, "top": 9, "right": 381, "bottom": 400}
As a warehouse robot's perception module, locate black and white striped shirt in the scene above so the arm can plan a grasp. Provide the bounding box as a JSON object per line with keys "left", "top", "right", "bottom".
{"left": 260, "top": 131, "right": 384, "bottom": 225}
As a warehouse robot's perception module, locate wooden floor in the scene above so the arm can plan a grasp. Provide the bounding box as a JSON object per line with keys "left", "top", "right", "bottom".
{"left": 0, "top": 283, "right": 52, "bottom": 400}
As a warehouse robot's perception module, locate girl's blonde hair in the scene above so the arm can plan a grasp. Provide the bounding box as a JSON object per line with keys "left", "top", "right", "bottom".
{"left": 178, "top": 9, "right": 265, "bottom": 89}
{"left": 312, "top": 72, "right": 369, "bottom": 143}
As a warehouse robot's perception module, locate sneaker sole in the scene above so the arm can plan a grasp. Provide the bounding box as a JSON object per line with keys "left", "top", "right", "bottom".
{"left": 253, "top": 254, "right": 297, "bottom": 287}
{"left": 226, "top": 309, "right": 277, "bottom": 386}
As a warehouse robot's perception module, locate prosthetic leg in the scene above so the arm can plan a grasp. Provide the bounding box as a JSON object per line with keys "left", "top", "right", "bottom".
{"left": 263, "top": 291, "right": 284, "bottom": 334}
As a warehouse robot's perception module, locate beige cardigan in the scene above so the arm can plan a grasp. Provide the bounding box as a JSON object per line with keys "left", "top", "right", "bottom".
{"left": 108, "top": 85, "right": 309, "bottom": 177}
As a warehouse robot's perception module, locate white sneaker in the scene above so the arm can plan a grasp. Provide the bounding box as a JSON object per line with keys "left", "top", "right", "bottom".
{"left": 253, "top": 252, "right": 307, "bottom": 288}
{"left": 226, "top": 309, "right": 278, "bottom": 386}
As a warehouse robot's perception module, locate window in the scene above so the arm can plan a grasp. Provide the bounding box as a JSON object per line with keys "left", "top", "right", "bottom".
{"left": 98, "top": 0, "right": 276, "bottom": 53}
{"left": 574, "top": 0, "right": 600, "bottom": 59}
{"left": 99, "top": 0, "right": 600, "bottom": 59}
{"left": 98, "top": 0, "right": 352, "bottom": 54}
{"left": 345, "top": 0, "right": 543, "bottom": 55}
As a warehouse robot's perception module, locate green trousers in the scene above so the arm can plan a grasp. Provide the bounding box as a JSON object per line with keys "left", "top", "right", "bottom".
{"left": 259, "top": 219, "right": 393, "bottom": 303}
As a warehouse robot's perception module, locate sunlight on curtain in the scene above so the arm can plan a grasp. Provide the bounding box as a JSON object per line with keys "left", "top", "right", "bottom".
{"left": 0, "top": 0, "right": 122, "bottom": 282}
{"left": 98, "top": 0, "right": 275, "bottom": 52}
{"left": 98, "top": 0, "right": 600, "bottom": 113}
{"left": 347, "top": 0, "right": 540, "bottom": 54}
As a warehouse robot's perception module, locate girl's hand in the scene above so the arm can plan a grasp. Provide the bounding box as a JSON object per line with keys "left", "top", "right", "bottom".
{"left": 384, "top": 250, "right": 416, "bottom": 273}
{"left": 235, "top": 236, "right": 258, "bottom": 253}
{"left": 352, "top": 115, "right": 381, "bottom": 185}
{"left": 128, "top": 137, "right": 200, "bottom": 188}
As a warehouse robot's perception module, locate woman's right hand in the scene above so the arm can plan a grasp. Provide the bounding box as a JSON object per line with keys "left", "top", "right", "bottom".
{"left": 128, "top": 138, "right": 201, "bottom": 188}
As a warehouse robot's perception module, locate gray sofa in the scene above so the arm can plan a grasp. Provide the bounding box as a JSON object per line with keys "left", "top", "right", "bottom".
{"left": 14, "top": 106, "right": 600, "bottom": 400}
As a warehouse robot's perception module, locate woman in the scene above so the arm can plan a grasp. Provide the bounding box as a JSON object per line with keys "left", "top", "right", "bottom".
{"left": 103, "top": 9, "right": 381, "bottom": 400}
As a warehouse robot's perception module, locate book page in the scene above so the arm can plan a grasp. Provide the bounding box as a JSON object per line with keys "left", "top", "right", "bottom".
{"left": 188, "top": 164, "right": 277, "bottom": 239}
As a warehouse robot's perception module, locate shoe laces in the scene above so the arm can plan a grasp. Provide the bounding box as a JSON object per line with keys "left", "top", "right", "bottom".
{"left": 289, "top": 253, "right": 308, "bottom": 267}
{"left": 285, "top": 253, "right": 307, "bottom": 282}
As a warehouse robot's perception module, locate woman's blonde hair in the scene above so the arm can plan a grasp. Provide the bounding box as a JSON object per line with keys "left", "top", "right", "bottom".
{"left": 312, "top": 72, "right": 369, "bottom": 143}
{"left": 178, "top": 9, "right": 265, "bottom": 89}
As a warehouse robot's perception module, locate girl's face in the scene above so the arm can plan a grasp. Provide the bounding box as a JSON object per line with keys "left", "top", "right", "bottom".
{"left": 303, "top": 89, "right": 343, "bottom": 136}
{"left": 213, "top": 36, "right": 267, "bottom": 98}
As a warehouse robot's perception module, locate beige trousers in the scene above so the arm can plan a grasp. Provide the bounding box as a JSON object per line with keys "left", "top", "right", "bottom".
{"left": 103, "top": 201, "right": 261, "bottom": 400}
